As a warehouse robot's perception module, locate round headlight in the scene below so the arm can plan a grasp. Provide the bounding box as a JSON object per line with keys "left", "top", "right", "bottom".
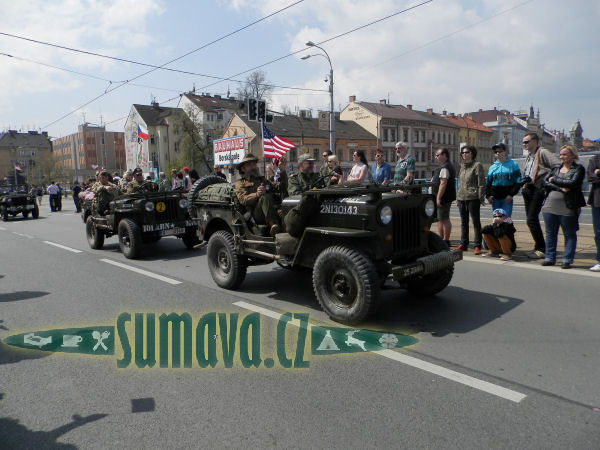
{"left": 379, "top": 205, "right": 392, "bottom": 225}
{"left": 178, "top": 198, "right": 188, "bottom": 209}
{"left": 144, "top": 201, "right": 154, "bottom": 212}
{"left": 424, "top": 199, "right": 435, "bottom": 217}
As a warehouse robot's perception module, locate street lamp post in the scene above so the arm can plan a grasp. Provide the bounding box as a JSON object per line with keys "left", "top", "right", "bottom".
{"left": 302, "top": 41, "right": 334, "bottom": 155}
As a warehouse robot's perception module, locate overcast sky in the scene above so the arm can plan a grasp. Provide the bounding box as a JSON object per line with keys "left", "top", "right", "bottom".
{"left": 1, "top": 0, "right": 599, "bottom": 140}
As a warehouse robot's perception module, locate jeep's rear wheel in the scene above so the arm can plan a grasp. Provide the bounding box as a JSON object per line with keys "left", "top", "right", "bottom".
{"left": 313, "top": 246, "right": 380, "bottom": 325}
{"left": 207, "top": 230, "right": 246, "bottom": 289}
{"left": 182, "top": 229, "right": 200, "bottom": 249}
{"left": 118, "top": 219, "right": 142, "bottom": 259}
{"left": 86, "top": 216, "right": 104, "bottom": 249}
{"left": 32, "top": 205, "right": 39, "bottom": 219}
{"left": 405, "top": 232, "right": 454, "bottom": 297}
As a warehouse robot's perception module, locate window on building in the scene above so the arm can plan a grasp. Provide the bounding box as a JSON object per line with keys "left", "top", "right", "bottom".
{"left": 420, "top": 130, "right": 425, "bottom": 142}
{"left": 337, "top": 149, "right": 343, "bottom": 162}
{"left": 289, "top": 148, "right": 297, "bottom": 162}
{"left": 174, "top": 141, "right": 179, "bottom": 152}
{"left": 150, "top": 135, "right": 155, "bottom": 144}
{"left": 217, "top": 113, "right": 223, "bottom": 120}
{"left": 403, "top": 129, "right": 408, "bottom": 143}
{"left": 314, "top": 149, "right": 319, "bottom": 160}
{"left": 174, "top": 127, "right": 180, "bottom": 135}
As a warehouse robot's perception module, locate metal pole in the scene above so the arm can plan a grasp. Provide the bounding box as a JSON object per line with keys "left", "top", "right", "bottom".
{"left": 329, "top": 66, "right": 334, "bottom": 155}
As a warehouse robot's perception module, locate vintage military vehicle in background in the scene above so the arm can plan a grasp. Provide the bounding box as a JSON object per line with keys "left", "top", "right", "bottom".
{"left": 187, "top": 176, "right": 462, "bottom": 325}
{"left": 83, "top": 183, "right": 199, "bottom": 259}
{"left": 0, "top": 185, "right": 39, "bottom": 221}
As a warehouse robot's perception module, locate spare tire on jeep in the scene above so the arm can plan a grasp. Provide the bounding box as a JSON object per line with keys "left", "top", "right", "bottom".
{"left": 187, "top": 176, "right": 228, "bottom": 216}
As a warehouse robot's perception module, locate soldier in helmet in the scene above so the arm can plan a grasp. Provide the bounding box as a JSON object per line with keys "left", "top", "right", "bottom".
{"left": 119, "top": 170, "right": 133, "bottom": 191}
{"left": 234, "top": 154, "right": 286, "bottom": 237}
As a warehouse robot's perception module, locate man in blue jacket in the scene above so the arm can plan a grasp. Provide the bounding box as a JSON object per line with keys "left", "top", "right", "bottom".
{"left": 485, "top": 143, "right": 522, "bottom": 217}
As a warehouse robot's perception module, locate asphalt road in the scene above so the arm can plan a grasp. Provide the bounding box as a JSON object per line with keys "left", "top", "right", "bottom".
{"left": 1, "top": 200, "right": 599, "bottom": 449}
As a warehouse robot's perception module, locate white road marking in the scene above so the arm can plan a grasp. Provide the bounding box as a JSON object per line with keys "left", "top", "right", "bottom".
{"left": 43, "top": 241, "right": 82, "bottom": 253}
{"left": 0, "top": 226, "right": 6, "bottom": 230}
{"left": 100, "top": 258, "right": 181, "bottom": 285}
{"left": 233, "top": 301, "right": 527, "bottom": 403}
{"left": 462, "top": 256, "right": 600, "bottom": 278}
{"left": 12, "top": 232, "right": 34, "bottom": 238}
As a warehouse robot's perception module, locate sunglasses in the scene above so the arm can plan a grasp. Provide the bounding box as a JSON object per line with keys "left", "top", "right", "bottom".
{"left": 375, "top": 154, "right": 383, "bottom": 157}
{"left": 322, "top": 154, "right": 328, "bottom": 157}
{"left": 493, "top": 215, "right": 504, "bottom": 218}
{"left": 493, "top": 150, "right": 505, "bottom": 153}
{"left": 461, "top": 151, "right": 471, "bottom": 154}
{"left": 434, "top": 153, "right": 443, "bottom": 157}
{"left": 522, "top": 140, "right": 531, "bottom": 145}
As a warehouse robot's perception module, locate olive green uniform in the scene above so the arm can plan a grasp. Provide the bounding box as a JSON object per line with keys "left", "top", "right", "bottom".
{"left": 125, "top": 179, "right": 145, "bottom": 194}
{"left": 234, "top": 175, "right": 283, "bottom": 226}
{"left": 285, "top": 171, "right": 320, "bottom": 237}
{"left": 93, "top": 182, "right": 119, "bottom": 214}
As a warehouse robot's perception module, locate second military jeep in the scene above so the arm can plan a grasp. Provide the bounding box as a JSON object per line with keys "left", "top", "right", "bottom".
{"left": 188, "top": 176, "right": 462, "bottom": 325}
{"left": 83, "top": 184, "right": 199, "bottom": 259}
{"left": 0, "top": 186, "right": 39, "bottom": 221}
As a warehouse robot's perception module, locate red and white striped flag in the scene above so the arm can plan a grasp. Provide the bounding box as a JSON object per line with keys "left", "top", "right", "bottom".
{"left": 262, "top": 122, "right": 295, "bottom": 158}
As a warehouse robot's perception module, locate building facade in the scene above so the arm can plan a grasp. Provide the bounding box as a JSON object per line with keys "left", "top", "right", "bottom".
{"left": 52, "top": 124, "right": 125, "bottom": 181}
{"left": 0, "top": 130, "right": 52, "bottom": 185}
{"left": 340, "top": 97, "right": 460, "bottom": 179}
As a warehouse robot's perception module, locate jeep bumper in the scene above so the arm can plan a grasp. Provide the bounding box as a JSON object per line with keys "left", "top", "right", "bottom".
{"left": 6, "top": 204, "right": 35, "bottom": 212}
{"left": 392, "top": 250, "right": 463, "bottom": 280}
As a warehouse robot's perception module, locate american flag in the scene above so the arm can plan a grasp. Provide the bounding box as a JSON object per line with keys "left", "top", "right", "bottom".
{"left": 262, "top": 122, "right": 295, "bottom": 158}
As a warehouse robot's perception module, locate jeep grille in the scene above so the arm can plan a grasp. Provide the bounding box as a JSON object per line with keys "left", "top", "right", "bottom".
{"left": 9, "top": 197, "right": 28, "bottom": 206}
{"left": 155, "top": 198, "right": 179, "bottom": 221}
{"left": 393, "top": 207, "right": 421, "bottom": 251}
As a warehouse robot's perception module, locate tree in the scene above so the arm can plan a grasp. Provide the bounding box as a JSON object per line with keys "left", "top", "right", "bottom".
{"left": 236, "top": 70, "right": 273, "bottom": 101}
{"left": 171, "top": 109, "right": 212, "bottom": 176}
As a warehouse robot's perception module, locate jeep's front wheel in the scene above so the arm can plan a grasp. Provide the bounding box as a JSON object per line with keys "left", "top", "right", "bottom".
{"left": 207, "top": 230, "right": 246, "bottom": 289}
{"left": 405, "top": 232, "right": 454, "bottom": 297}
{"left": 22, "top": 211, "right": 29, "bottom": 218}
{"left": 1, "top": 207, "right": 8, "bottom": 222}
{"left": 313, "top": 246, "right": 380, "bottom": 325}
{"left": 86, "top": 216, "right": 104, "bottom": 249}
{"left": 118, "top": 219, "right": 142, "bottom": 259}
{"left": 32, "top": 205, "right": 39, "bottom": 219}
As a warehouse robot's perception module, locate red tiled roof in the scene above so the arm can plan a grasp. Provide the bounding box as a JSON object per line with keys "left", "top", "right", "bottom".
{"left": 465, "top": 108, "right": 510, "bottom": 123}
{"left": 182, "top": 93, "right": 245, "bottom": 113}
{"left": 442, "top": 115, "right": 493, "bottom": 133}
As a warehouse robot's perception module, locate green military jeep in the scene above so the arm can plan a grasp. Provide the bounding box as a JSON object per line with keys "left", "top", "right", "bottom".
{"left": 83, "top": 183, "right": 199, "bottom": 259}
{"left": 188, "top": 176, "right": 462, "bottom": 325}
{"left": 0, "top": 186, "right": 39, "bottom": 221}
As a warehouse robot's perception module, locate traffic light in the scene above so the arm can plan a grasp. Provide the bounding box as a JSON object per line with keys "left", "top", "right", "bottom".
{"left": 248, "top": 98, "right": 257, "bottom": 121}
{"left": 257, "top": 100, "right": 266, "bottom": 122}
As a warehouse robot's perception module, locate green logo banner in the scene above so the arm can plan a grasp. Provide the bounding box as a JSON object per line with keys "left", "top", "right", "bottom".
{"left": 311, "top": 327, "right": 417, "bottom": 354}
{"left": 4, "top": 327, "right": 114, "bottom": 355}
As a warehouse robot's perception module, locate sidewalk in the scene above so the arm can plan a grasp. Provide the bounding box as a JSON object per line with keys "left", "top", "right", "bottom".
{"left": 448, "top": 218, "right": 598, "bottom": 270}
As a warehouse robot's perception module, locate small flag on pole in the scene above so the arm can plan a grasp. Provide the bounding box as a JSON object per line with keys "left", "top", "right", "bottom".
{"left": 262, "top": 122, "right": 295, "bottom": 158}
{"left": 137, "top": 124, "right": 149, "bottom": 140}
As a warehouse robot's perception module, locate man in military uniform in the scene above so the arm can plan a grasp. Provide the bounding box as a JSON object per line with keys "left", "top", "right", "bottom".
{"left": 234, "top": 154, "right": 285, "bottom": 237}
{"left": 119, "top": 170, "right": 133, "bottom": 191}
{"left": 285, "top": 154, "right": 321, "bottom": 237}
{"left": 93, "top": 171, "right": 119, "bottom": 215}
{"left": 125, "top": 168, "right": 148, "bottom": 194}
{"left": 318, "top": 150, "right": 333, "bottom": 178}
{"left": 288, "top": 154, "right": 319, "bottom": 195}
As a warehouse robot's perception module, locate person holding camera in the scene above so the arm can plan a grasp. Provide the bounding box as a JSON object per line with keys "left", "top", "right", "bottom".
{"left": 482, "top": 208, "right": 517, "bottom": 260}
{"left": 541, "top": 145, "right": 586, "bottom": 269}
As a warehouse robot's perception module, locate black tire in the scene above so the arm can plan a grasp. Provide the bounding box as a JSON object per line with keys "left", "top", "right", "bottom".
{"left": 86, "top": 216, "right": 104, "bottom": 250}
{"left": 313, "top": 246, "right": 380, "bottom": 325}
{"left": 32, "top": 205, "right": 39, "bottom": 219}
{"left": 207, "top": 230, "right": 247, "bottom": 289}
{"left": 118, "top": 219, "right": 142, "bottom": 259}
{"left": 405, "top": 232, "right": 454, "bottom": 297}
{"left": 187, "top": 175, "right": 227, "bottom": 216}
{"left": 22, "top": 211, "right": 29, "bottom": 218}
{"left": 1, "top": 207, "right": 7, "bottom": 222}
{"left": 182, "top": 229, "right": 200, "bottom": 249}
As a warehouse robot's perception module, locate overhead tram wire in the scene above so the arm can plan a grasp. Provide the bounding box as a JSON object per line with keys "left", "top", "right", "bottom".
{"left": 37, "top": 0, "right": 305, "bottom": 129}
{"left": 195, "top": 0, "right": 434, "bottom": 92}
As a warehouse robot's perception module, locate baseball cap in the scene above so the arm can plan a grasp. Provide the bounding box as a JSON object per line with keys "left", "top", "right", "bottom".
{"left": 132, "top": 167, "right": 143, "bottom": 175}
{"left": 492, "top": 142, "right": 507, "bottom": 151}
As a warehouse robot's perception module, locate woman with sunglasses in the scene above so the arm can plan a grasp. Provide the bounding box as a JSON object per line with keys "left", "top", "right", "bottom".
{"left": 347, "top": 150, "right": 369, "bottom": 183}
{"left": 456, "top": 145, "right": 486, "bottom": 255}
{"left": 485, "top": 142, "right": 522, "bottom": 217}
{"left": 541, "top": 145, "right": 586, "bottom": 269}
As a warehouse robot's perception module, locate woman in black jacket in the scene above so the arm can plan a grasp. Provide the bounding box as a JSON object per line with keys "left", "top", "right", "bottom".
{"left": 540, "top": 145, "right": 586, "bottom": 269}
